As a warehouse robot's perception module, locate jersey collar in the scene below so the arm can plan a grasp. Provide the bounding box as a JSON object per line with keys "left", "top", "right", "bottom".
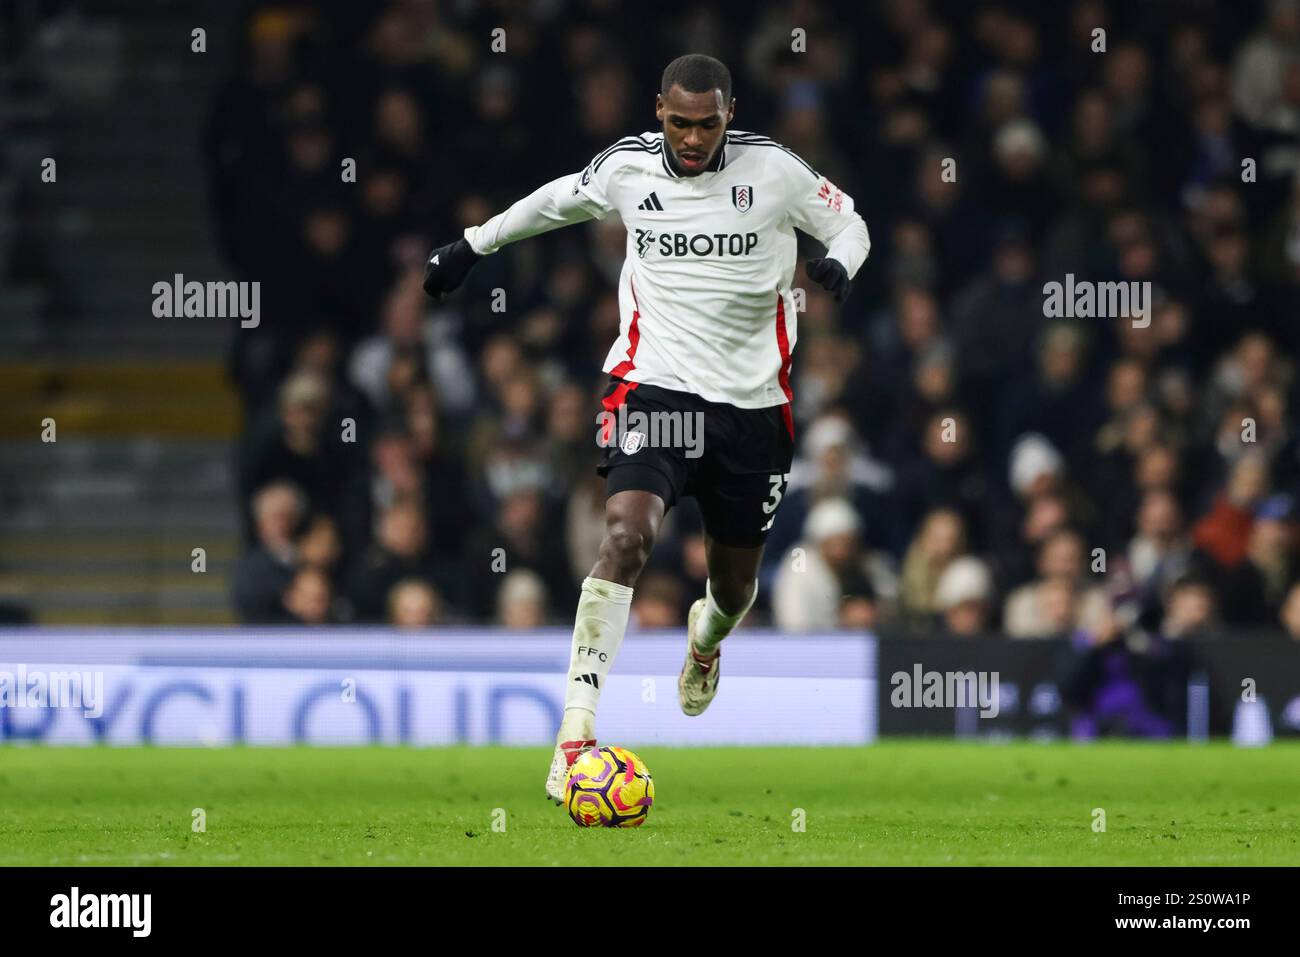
{"left": 661, "top": 132, "right": 728, "bottom": 178}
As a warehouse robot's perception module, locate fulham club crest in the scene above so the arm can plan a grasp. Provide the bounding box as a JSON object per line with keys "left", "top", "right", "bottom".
{"left": 621, "top": 430, "right": 646, "bottom": 455}
{"left": 732, "top": 185, "right": 754, "bottom": 213}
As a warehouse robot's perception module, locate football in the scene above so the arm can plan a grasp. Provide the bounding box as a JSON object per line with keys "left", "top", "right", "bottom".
{"left": 564, "top": 746, "right": 655, "bottom": 828}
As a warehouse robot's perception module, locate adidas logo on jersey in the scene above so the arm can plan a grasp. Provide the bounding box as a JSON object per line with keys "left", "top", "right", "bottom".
{"left": 637, "top": 192, "right": 664, "bottom": 211}
{"left": 574, "top": 673, "right": 600, "bottom": 688}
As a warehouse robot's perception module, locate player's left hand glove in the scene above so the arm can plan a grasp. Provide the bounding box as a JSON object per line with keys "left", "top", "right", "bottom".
{"left": 806, "top": 257, "right": 851, "bottom": 304}
{"left": 422, "top": 238, "right": 482, "bottom": 300}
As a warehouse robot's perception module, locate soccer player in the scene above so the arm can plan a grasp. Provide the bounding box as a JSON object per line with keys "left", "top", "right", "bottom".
{"left": 422, "top": 54, "right": 870, "bottom": 803}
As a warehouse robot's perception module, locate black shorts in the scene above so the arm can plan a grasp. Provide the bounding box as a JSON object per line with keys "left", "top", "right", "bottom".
{"left": 596, "top": 377, "right": 795, "bottom": 548}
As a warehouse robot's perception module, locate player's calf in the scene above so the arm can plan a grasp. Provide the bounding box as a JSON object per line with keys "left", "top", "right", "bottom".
{"left": 695, "top": 577, "right": 755, "bottom": 654}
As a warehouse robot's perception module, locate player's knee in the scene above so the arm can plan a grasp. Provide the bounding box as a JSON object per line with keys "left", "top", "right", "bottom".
{"left": 600, "top": 522, "right": 654, "bottom": 580}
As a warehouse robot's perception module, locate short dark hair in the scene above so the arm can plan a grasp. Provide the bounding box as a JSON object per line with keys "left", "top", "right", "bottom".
{"left": 661, "top": 54, "right": 732, "bottom": 103}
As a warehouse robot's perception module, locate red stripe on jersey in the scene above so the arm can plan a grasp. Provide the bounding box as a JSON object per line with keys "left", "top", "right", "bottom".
{"left": 774, "top": 293, "right": 794, "bottom": 441}
{"left": 600, "top": 380, "right": 639, "bottom": 445}
{"left": 609, "top": 276, "right": 641, "bottom": 379}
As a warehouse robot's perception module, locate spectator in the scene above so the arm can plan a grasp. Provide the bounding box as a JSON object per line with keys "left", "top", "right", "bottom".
{"left": 898, "top": 507, "right": 966, "bottom": 626}
{"left": 1219, "top": 494, "right": 1299, "bottom": 626}
{"left": 349, "top": 499, "right": 456, "bottom": 622}
{"left": 1008, "top": 432, "right": 1065, "bottom": 499}
{"left": 544, "top": 380, "right": 598, "bottom": 494}
{"left": 1192, "top": 452, "right": 1271, "bottom": 569}
{"left": 993, "top": 323, "right": 1097, "bottom": 468}
{"left": 761, "top": 411, "right": 896, "bottom": 593}
{"left": 387, "top": 578, "right": 444, "bottom": 629}
{"left": 894, "top": 408, "right": 989, "bottom": 547}
{"left": 1231, "top": 0, "right": 1300, "bottom": 134}
{"left": 630, "top": 572, "right": 685, "bottom": 629}
{"left": 947, "top": 224, "right": 1041, "bottom": 395}
{"left": 496, "top": 569, "right": 548, "bottom": 629}
{"left": 348, "top": 270, "right": 476, "bottom": 418}
{"left": 1004, "top": 528, "right": 1110, "bottom": 639}
{"left": 1162, "top": 577, "right": 1220, "bottom": 639}
{"left": 239, "top": 369, "right": 370, "bottom": 556}
{"left": 1126, "top": 488, "right": 1194, "bottom": 617}
{"left": 282, "top": 568, "right": 334, "bottom": 625}
{"left": 297, "top": 513, "right": 342, "bottom": 576}
{"left": 933, "top": 556, "right": 995, "bottom": 638}
{"left": 466, "top": 485, "right": 575, "bottom": 620}
{"left": 992, "top": 434, "right": 1095, "bottom": 587}
{"left": 232, "top": 481, "right": 306, "bottom": 624}
{"left": 773, "top": 498, "right": 895, "bottom": 632}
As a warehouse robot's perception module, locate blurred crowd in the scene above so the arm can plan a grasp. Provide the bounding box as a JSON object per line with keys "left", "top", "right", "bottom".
{"left": 211, "top": 0, "right": 1300, "bottom": 652}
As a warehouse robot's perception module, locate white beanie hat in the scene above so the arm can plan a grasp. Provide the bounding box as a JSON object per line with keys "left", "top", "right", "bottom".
{"left": 994, "top": 119, "right": 1047, "bottom": 162}
{"left": 934, "top": 556, "right": 993, "bottom": 610}
{"left": 498, "top": 569, "right": 546, "bottom": 608}
{"left": 1009, "top": 433, "right": 1063, "bottom": 496}
{"left": 804, "top": 498, "right": 861, "bottom": 543}
{"left": 802, "top": 415, "right": 856, "bottom": 460}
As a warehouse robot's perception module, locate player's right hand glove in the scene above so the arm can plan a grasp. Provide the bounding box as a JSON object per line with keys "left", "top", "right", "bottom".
{"left": 806, "top": 257, "right": 851, "bottom": 304}
{"left": 422, "top": 238, "right": 482, "bottom": 300}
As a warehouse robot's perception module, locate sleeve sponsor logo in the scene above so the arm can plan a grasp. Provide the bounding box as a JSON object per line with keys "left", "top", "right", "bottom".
{"left": 816, "top": 178, "right": 844, "bottom": 213}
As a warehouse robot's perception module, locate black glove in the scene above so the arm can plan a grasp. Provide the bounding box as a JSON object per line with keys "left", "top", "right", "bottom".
{"left": 422, "top": 238, "right": 482, "bottom": 299}
{"left": 806, "top": 257, "right": 851, "bottom": 304}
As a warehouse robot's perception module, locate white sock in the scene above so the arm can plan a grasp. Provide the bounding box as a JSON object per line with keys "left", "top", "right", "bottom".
{"left": 560, "top": 576, "right": 634, "bottom": 740}
{"left": 692, "top": 578, "right": 756, "bottom": 656}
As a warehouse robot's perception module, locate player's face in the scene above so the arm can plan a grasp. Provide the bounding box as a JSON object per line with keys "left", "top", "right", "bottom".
{"left": 656, "top": 85, "right": 734, "bottom": 175}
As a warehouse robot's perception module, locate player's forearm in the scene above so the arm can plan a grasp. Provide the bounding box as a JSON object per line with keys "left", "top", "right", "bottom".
{"left": 822, "top": 213, "right": 871, "bottom": 280}
{"left": 464, "top": 175, "right": 596, "bottom": 255}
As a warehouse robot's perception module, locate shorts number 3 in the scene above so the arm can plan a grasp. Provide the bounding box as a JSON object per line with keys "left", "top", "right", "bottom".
{"left": 760, "top": 472, "right": 791, "bottom": 531}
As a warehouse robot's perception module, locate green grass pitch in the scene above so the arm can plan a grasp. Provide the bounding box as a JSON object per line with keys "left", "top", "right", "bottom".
{"left": 0, "top": 742, "right": 1296, "bottom": 865}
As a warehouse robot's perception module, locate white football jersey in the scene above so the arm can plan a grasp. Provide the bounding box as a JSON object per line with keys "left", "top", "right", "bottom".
{"left": 464, "top": 129, "right": 871, "bottom": 410}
